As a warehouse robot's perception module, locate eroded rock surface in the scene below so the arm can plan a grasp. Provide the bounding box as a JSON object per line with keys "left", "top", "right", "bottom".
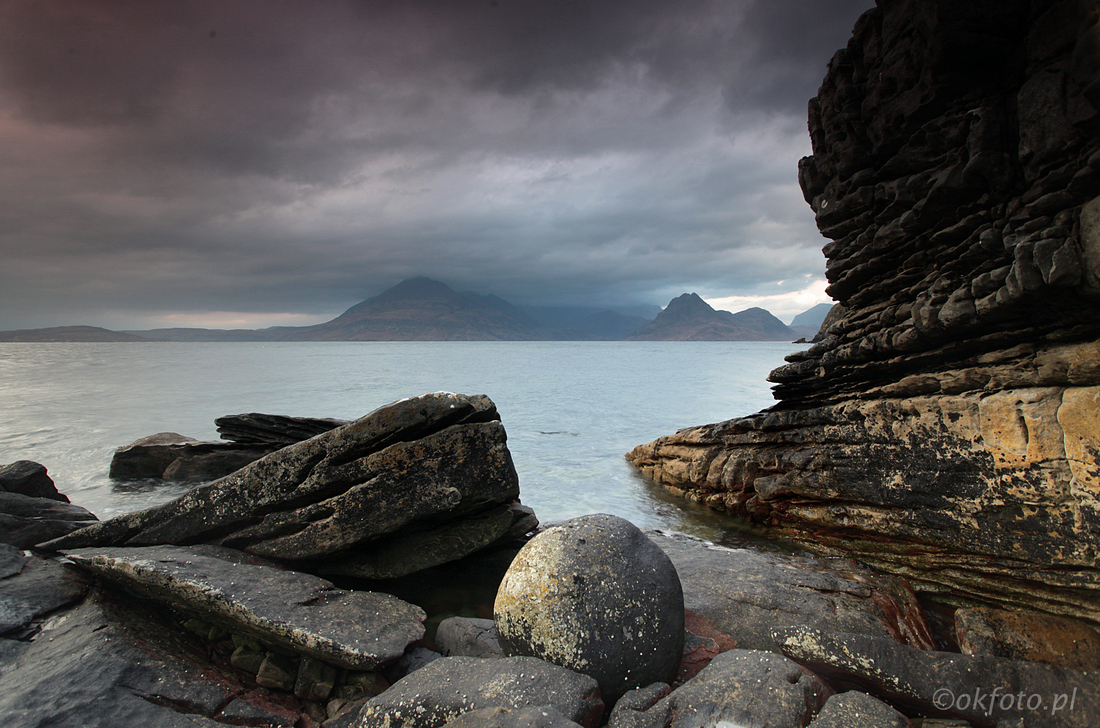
{"left": 627, "top": 0, "right": 1100, "bottom": 623}
{"left": 45, "top": 393, "right": 524, "bottom": 577}
{"left": 62, "top": 544, "right": 426, "bottom": 670}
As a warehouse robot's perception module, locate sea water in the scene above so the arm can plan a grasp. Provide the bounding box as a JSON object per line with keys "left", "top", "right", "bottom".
{"left": 0, "top": 341, "right": 798, "bottom": 544}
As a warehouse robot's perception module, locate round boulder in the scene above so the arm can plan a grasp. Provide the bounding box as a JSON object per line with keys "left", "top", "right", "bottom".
{"left": 494, "top": 514, "right": 684, "bottom": 703}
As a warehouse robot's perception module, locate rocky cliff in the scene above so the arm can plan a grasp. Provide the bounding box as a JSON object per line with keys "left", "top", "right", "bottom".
{"left": 628, "top": 0, "right": 1100, "bottom": 625}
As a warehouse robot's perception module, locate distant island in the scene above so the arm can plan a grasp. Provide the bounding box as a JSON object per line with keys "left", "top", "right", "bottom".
{"left": 0, "top": 277, "right": 832, "bottom": 343}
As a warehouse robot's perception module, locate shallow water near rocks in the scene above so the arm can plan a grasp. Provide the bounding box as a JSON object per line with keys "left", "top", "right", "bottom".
{"left": 0, "top": 340, "right": 797, "bottom": 546}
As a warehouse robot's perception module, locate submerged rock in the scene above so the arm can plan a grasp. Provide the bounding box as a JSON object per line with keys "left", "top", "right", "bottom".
{"left": 352, "top": 655, "right": 604, "bottom": 728}
{"left": 495, "top": 515, "right": 684, "bottom": 704}
{"left": 44, "top": 393, "right": 523, "bottom": 577}
{"left": 62, "top": 544, "right": 426, "bottom": 670}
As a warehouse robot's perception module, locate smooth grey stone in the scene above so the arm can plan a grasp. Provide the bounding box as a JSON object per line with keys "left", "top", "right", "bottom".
{"left": 806, "top": 691, "right": 912, "bottom": 727}
{"left": 0, "top": 555, "right": 88, "bottom": 634}
{"left": 435, "top": 616, "right": 503, "bottom": 658}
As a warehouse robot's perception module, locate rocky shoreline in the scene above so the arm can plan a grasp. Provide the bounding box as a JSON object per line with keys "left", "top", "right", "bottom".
{"left": 2, "top": 392, "right": 1099, "bottom": 727}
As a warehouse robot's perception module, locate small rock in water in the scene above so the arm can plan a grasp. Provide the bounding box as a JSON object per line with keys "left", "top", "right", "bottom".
{"left": 494, "top": 513, "right": 684, "bottom": 703}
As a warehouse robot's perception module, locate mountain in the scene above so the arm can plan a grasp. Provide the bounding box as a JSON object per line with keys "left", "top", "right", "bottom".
{"left": 627, "top": 293, "right": 796, "bottom": 341}
{"left": 0, "top": 325, "right": 152, "bottom": 342}
{"left": 283, "top": 277, "right": 554, "bottom": 341}
{"left": 521, "top": 306, "right": 652, "bottom": 340}
{"left": 788, "top": 303, "right": 835, "bottom": 340}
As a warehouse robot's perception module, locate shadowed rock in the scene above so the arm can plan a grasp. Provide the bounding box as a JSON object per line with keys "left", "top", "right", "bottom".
{"left": 0, "top": 491, "right": 98, "bottom": 548}
{"left": 0, "top": 460, "right": 68, "bottom": 502}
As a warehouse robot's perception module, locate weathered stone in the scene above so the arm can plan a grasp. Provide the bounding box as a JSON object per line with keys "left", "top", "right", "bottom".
{"left": 440, "top": 705, "right": 584, "bottom": 728}
{"left": 352, "top": 656, "right": 604, "bottom": 728}
{"left": 0, "top": 590, "right": 264, "bottom": 727}
{"left": 0, "top": 542, "right": 28, "bottom": 578}
{"left": 436, "top": 616, "right": 503, "bottom": 658}
{"left": 651, "top": 531, "right": 933, "bottom": 653}
{"left": 383, "top": 646, "right": 443, "bottom": 684}
{"left": 495, "top": 515, "right": 684, "bottom": 703}
{"left": 61, "top": 544, "right": 426, "bottom": 669}
{"left": 0, "top": 554, "right": 89, "bottom": 635}
{"left": 955, "top": 606, "right": 1100, "bottom": 671}
{"left": 774, "top": 626, "right": 1100, "bottom": 728}
{"left": 606, "top": 649, "right": 831, "bottom": 728}
{"left": 295, "top": 656, "right": 338, "bottom": 701}
{"left": 257, "top": 652, "right": 299, "bottom": 691}
{"left": 0, "top": 491, "right": 97, "bottom": 548}
{"left": 43, "top": 394, "right": 522, "bottom": 578}
{"left": 217, "top": 695, "right": 301, "bottom": 727}
{"left": 0, "top": 460, "right": 67, "bottom": 502}
{"left": 215, "top": 412, "right": 348, "bottom": 446}
{"left": 805, "top": 691, "right": 911, "bottom": 728}
{"left": 606, "top": 683, "right": 670, "bottom": 728}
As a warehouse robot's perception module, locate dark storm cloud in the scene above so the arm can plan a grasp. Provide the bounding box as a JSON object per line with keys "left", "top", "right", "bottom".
{"left": 0, "top": 0, "right": 873, "bottom": 329}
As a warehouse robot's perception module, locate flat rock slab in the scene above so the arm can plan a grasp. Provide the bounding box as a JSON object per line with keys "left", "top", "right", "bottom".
{"left": 63, "top": 544, "right": 426, "bottom": 670}
{"left": 775, "top": 626, "right": 1100, "bottom": 728}
{"left": 607, "top": 649, "right": 831, "bottom": 728}
{"left": 352, "top": 656, "right": 605, "bottom": 728}
{"left": 0, "top": 554, "right": 89, "bottom": 634}
{"left": 649, "top": 531, "right": 933, "bottom": 652}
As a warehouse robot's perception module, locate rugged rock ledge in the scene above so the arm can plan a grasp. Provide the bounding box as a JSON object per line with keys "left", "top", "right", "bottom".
{"left": 627, "top": 0, "right": 1100, "bottom": 624}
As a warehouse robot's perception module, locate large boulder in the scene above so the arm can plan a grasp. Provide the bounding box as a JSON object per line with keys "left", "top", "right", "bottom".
{"left": 351, "top": 656, "right": 604, "bottom": 728}
{"left": 62, "top": 544, "right": 426, "bottom": 670}
{"left": 495, "top": 515, "right": 684, "bottom": 704}
{"left": 43, "top": 393, "right": 525, "bottom": 577}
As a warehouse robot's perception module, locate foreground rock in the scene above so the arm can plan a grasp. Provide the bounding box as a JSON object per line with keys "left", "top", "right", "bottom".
{"left": 0, "top": 589, "right": 309, "bottom": 727}
{"left": 44, "top": 393, "right": 526, "bottom": 577}
{"left": 627, "top": 0, "right": 1100, "bottom": 623}
{"left": 351, "top": 656, "right": 604, "bottom": 728}
{"left": 495, "top": 515, "right": 684, "bottom": 703}
{"left": 0, "top": 550, "right": 89, "bottom": 635}
{"left": 775, "top": 626, "right": 1100, "bottom": 728}
{"left": 651, "top": 531, "right": 933, "bottom": 652}
{"left": 63, "top": 544, "right": 426, "bottom": 669}
{"left": 608, "top": 649, "right": 831, "bottom": 728}
{"left": 0, "top": 460, "right": 69, "bottom": 501}
{"left": 806, "top": 691, "right": 911, "bottom": 728}
{"left": 440, "top": 705, "right": 583, "bottom": 728}
{"left": 955, "top": 606, "right": 1100, "bottom": 671}
{"left": 0, "top": 490, "right": 98, "bottom": 548}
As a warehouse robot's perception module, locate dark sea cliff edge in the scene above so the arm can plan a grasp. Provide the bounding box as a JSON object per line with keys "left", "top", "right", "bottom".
{"left": 4, "top": 1, "right": 1100, "bottom": 727}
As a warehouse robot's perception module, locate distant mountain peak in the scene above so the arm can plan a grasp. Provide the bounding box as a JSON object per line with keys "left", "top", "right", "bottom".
{"left": 629, "top": 292, "right": 794, "bottom": 341}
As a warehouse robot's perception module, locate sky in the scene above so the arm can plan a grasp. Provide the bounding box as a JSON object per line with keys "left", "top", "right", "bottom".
{"left": 0, "top": 0, "right": 873, "bottom": 330}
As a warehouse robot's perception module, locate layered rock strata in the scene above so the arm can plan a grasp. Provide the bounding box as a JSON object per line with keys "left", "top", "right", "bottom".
{"left": 628, "top": 0, "right": 1100, "bottom": 623}
{"left": 46, "top": 393, "right": 526, "bottom": 578}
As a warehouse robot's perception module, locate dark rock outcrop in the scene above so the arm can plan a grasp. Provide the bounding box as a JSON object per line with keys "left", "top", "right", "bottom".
{"left": 805, "top": 691, "right": 912, "bottom": 728}
{"left": 61, "top": 544, "right": 426, "bottom": 670}
{"left": 627, "top": 0, "right": 1100, "bottom": 623}
{"left": 440, "top": 705, "right": 584, "bottom": 728}
{"left": 44, "top": 393, "right": 525, "bottom": 578}
{"left": 109, "top": 432, "right": 272, "bottom": 481}
{"left": 0, "top": 552, "right": 89, "bottom": 636}
{"left": 774, "top": 625, "right": 1100, "bottom": 728}
{"left": 0, "top": 491, "right": 98, "bottom": 548}
{"left": 954, "top": 605, "right": 1100, "bottom": 670}
{"left": 0, "top": 460, "right": 68, "bottom": 502}
{"left": 214, "top": 412, "right": 348, "bottom": 447}
{"left": 351, "top": 656, "right": 605, "bottom": 728}
{"left": 495, "top": 515, "right": 685, "bottom": 704}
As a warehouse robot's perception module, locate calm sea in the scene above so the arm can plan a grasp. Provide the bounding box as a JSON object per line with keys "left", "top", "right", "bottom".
{"left": 0, "top": 341, "right": 796, "bottom": 544}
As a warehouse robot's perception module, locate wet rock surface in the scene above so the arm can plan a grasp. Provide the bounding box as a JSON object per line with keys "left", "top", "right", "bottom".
{"left": 45, "top": 393, "right": 523, "bottom": 576}
{"left": 351, "top": 655, "right": 605, "bottom": 728}
{"left": 627, "top": 0, "right": 1100, "bottom": 624}
{"left": 495, "top": 514, "right": 684, "bottom": 704}
{"left": 62, "top": 544, "right": 426, "bottom": 670}
{"left": 0, "top": 553, "right": 89, "bottom": 635}
{"left": 651, "top": 531, "right": 933, "bottom": 652}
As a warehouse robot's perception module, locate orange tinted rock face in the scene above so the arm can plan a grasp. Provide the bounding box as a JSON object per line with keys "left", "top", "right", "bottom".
{"left": 629, "top": 0, "right": 1100, "bottom": 624}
